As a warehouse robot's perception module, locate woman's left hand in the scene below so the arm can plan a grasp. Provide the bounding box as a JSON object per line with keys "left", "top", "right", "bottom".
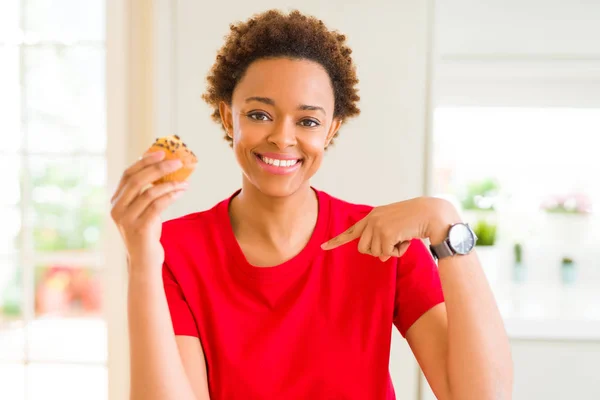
{"left": 320, "top": 197, "right": 461, "bottom": 261}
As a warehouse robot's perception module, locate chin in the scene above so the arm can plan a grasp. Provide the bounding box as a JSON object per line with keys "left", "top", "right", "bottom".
{"left": 251, "top": 177, "right": 307, "bottom": 199}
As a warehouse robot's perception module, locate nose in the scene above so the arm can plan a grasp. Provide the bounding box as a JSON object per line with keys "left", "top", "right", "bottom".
{"left": 267, "top": 120, "right": 297, "bottom": 149}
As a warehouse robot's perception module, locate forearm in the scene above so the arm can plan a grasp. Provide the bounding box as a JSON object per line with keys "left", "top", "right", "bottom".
{"left": 437, "top": 252, "right": 513, "bottom": 399}
{"left": 128, "top": 267, "right": 197, "bottom": 400}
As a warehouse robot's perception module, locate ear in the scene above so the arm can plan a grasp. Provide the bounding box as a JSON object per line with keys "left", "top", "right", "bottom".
{"left": 219, "top": 101, "right": 234, "bottom": 139}
{"left": 325, "top": 118, "right": 343, "bottom": 148}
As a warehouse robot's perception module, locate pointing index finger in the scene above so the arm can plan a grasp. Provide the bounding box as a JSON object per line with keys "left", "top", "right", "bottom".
{"left": 321, "top": 217, "right": 367, "bottom": 250}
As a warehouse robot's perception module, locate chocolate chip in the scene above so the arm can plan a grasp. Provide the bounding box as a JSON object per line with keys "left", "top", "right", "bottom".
{"left": 174, "top": 135, "right": 180, "bottom": 140}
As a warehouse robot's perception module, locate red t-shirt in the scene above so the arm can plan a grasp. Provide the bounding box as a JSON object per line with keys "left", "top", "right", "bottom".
{"left": 161, "top": 188, "right": 444, "bottom": 399}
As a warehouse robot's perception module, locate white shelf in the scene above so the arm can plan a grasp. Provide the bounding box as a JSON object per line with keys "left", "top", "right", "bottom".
{"left": 492, "top": 281, "right": 600, "bottom": 341}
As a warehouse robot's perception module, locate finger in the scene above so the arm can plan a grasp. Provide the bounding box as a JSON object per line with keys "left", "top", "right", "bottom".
{"left": 382, "top": 240, "right": 398, "bottom": 258}
{"left": 357, "top": 223, "right": 374, "bottom": 255}
{"left": 111, "top": 151, "right": 166, "bottom": 204}
{"left": 114, "top": 158, "right": 183, "bottom": 211}
{"left": 379, "top": 243, "right": 398, "bottom": 262}
{"left": 138, "top": 189, "right": 187, "bottom": 222}
{"left": 321, "top": 217, "right": 368, "bottom": 250}
{"left": 111, "top": 151, "right": 165, "bottom": 204}
{"left": 379, "top": 235, "right": 399, "bottom": 262}
{"left": 125, "top": 181, "right": 189, "bottom": 222}
{"left": 379, "top": 240, "right": 410, "bottom": 262}
{"left": 370, "top": 229, "right": 382, "bottom": 257}
{"left": 396, "top": 240, "right": 412, "bottom": 257}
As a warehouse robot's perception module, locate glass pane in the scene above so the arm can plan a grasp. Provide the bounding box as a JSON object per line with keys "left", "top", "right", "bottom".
{"left": 28, "top": 156, "right": 107, "bottom": 252}
{"left": 23, "top": 46, "right": 106, "bottom": 154}
{"left": 29, "top": 265, "right": 105, "bottom": 362}
{"left": 0, "top": 2, "right": 20, "bottom": 41}
{"left": 28, "top": 364, "right": 107, "bottom": 400}
{"left": 34, "top": 266, "right": 103, "bottom": 318}
{"left": 0, "top": 257, "right": 25, "bottom": 362}
{"left": 0, "top": 45, "right": 22, "bottom": 150}
{"left": 0, "top": 208, "right": 21, "bottom": 255}
{"left": 433, "top": 107, "right": 600, "bottom": 214}
{"left": 0, "top": 363, "right": 25, "bottom": 400}
{"left": 23, "top": 0, "right": 105, "bottom": 42}
{"left": 0, "top": 155, "right": 22, "bottom": 206}
{"left": 432, "top": 107, "right": 600, "bottom": 286}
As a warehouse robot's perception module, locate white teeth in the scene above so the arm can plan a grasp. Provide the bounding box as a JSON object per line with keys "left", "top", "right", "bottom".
{"left": 260, "top": 155, "right": 299, "bottom": 167}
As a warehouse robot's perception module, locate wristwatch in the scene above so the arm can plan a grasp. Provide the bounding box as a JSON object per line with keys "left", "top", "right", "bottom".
{"left": 429, "top": 222, "right": 478, "bottom": 260}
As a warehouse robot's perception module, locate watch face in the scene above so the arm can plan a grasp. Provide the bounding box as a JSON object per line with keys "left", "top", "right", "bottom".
{"left": 448, "top": 223, "right": 476, "bottom": 255}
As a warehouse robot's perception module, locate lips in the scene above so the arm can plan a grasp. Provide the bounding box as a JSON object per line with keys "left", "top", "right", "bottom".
{"left": 254, "top": 152, "right": 303, "bottom": 175}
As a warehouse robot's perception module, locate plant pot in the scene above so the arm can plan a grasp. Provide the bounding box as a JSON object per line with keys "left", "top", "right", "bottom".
{"left": 541, "top": 213, "right": 590, "bottom": 247}
{"left": 512, "top": 262, "right": 527, "bottom": 283}
{"left": 560, "top": 261, "right": 577, "bottom": 285}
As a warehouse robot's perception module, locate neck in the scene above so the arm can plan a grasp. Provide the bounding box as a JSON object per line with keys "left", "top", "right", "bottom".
{"left": 229, "top": 179, "right": 318, "bottom": 247}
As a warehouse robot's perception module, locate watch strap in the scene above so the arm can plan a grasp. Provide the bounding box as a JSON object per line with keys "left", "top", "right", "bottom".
{"left": 430, "top": 239, "right": 455, "bottom": 260}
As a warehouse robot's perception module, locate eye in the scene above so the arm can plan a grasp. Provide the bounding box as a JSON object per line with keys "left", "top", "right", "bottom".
{"left": 247, "top": 111, "right": 271, "bottom": 121}
{"left": 299, "top": 119, "right": 320, "bottom": 128}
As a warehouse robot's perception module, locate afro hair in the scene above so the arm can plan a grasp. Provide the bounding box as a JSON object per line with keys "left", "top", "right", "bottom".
{"left": 202, "top": 9, "right": 361, "bottom": 146}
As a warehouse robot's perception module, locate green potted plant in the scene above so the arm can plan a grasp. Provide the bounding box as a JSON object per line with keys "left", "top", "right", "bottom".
{"left": 514, "top": 243, "right": 522, "bottom": 263}
{"left": 541, "top": 194, "right": 592, "bottom": 215}
{"left": 460, "top": 178, "right": 500, "bottom": 211}
{"left": 560, "top": 256, "right": 576, "bottom": 284}
{"left": 512, "top": 242, "right": 526, "bottom": 282}
{"left": 472, "top": 219, "right": 497, "bottom": 246}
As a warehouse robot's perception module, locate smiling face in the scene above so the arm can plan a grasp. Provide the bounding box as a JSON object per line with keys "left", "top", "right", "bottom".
{"left": 219, "top": 58, "right": 342, "bottom": 198}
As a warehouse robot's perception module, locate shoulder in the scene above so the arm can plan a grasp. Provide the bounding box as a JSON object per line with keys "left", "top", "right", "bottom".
{"left": 160, "top": 195, "right": 229, "bottom": 248}
{"left": 162, "top": 207, "right": 213, "bottom": 240}
{"left": 160, "top": 194, "right": 234, "bottom": 278}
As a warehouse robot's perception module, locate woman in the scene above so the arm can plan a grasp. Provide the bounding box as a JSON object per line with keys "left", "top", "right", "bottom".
{"left": 111, "top": 10, "right": 513, "bottom": 400}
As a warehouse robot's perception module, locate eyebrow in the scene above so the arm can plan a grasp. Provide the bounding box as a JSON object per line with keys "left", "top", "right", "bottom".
{"left": 245, "top": 96, "right": 326, "bottom": 115}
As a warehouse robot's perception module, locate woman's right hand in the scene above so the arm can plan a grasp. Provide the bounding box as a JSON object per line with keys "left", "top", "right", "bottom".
{"left": 110, "top": 151, "right": 189, "bottom": 273}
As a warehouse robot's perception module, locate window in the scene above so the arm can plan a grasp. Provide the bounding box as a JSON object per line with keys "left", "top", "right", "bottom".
{"left": 432, "top": 106, "right": 600, "bottom": 290}
{"left": 0, "top": 1, "right": 107, "bottom": 399}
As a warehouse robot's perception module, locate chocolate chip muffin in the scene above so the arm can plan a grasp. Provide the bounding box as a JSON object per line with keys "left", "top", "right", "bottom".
{"left": 144, "top": 135, "right": 197, "bottom": 184}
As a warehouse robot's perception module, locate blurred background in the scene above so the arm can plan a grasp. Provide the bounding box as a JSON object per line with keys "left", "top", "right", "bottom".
{"left": 0, "top": 0, "right": 598, "bottom": 399}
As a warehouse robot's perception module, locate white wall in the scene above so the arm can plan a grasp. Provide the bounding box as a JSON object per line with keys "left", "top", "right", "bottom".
{"left": 161, "top": 0, "right": 436, "bottom": 398}
{"left": 433, "top": 0, "right": 600, "bottom": 108}
{"left": 435, "top": 0, "right": 600, "bottom": 57}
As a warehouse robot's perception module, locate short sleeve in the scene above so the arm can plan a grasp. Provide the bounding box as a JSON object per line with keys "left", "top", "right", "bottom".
{"left": 162, "top": 263, "right": 200, "bottom": 337}
{"left": 393, "top": 238, "right": 445, "bottom": 337}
